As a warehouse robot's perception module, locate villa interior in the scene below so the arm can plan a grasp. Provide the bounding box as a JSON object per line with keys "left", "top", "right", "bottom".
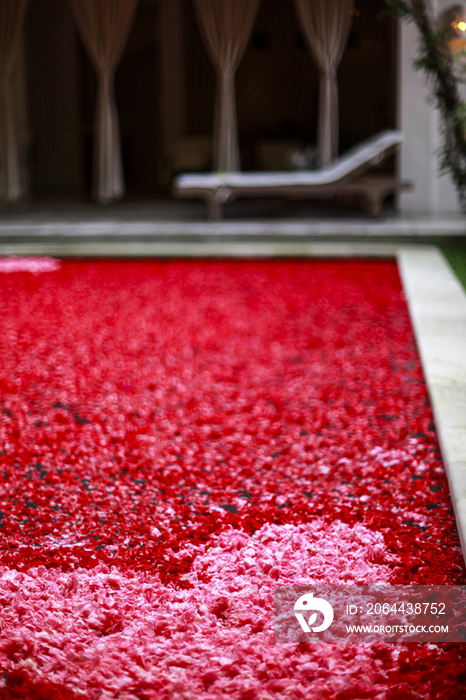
{"left": 23, "top": 0, "right": 396, "bottom": 205}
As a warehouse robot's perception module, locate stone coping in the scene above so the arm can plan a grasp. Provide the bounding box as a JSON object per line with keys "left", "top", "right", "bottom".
{"left": 398, "top": 247, "right": 466, "bottom": 565}
{"left": 1, "top": 241, "right": 465, "bottom": 566}
{"left": 0, "top": 219, "right": 465, "bottom": 240}
{"left": 0, "top": 241, "right": 410, "bottom": 258}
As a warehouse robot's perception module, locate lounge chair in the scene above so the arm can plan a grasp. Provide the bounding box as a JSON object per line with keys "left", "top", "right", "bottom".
{"left": 172, "top": 130, "right": 412, "bottom": 220}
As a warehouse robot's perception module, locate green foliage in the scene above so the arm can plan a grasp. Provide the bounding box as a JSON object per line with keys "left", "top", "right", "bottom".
{"left": 383, "top": 0, "right": 466, "bottom": 212}
{"left": 442, "top": 247, "right": 466, "bottom": 292}
{"left": 382, "top": 0, "right": 412, "bottom": 19}
{"left": 454, "top": 102, "right": 466, "bottom": 132}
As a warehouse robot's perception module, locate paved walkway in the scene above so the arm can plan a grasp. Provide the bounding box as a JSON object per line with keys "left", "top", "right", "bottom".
{"left": 0, "top": 202, "right": 465, "bottom": 248}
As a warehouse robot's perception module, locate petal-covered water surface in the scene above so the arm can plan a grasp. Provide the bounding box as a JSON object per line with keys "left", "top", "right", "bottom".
{"left": 0, "top": 259, "right": 464, "bottom": 699}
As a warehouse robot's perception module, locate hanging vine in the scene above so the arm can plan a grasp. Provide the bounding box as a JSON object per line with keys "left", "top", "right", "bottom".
{"left": 383, "top": 0, "right": 466, "bottom": 211}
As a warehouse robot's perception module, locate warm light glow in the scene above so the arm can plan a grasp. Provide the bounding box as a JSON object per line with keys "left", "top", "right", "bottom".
{"left": 448, "top": 6, "right": 466, "bottom": 51}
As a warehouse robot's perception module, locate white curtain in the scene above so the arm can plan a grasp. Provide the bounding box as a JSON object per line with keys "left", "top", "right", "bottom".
{"left": 194, "top": 0, "right": 260, "bottom": 172}
{"left": 70, "top": 0, "right": 138, "bottom": 203}
{"left": 294, "top": 0, "right": 354, "bottom": 166}
{"left": 0, "top": 0, "right": 27, "bottom": 203}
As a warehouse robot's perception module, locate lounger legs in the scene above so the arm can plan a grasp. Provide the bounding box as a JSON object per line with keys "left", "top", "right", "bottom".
{"left": 366, "top": 192, "right": 382, "bottom": 218}
{"left": 206, "top": 195, "right": 222, "bottom": 221}
{"left": 176, "top": 177, "right": 412, "bottom": 220}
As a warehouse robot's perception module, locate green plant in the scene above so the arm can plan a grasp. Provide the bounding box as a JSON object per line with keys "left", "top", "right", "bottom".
{"left": 442, "top": 246, "right": 466, "bottom": 291}
{"left": 383, "top": 0, "right": 466, "bottom": 212}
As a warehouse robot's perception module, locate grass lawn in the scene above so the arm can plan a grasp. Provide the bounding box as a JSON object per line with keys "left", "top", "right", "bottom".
{"left": 442, "top": 245, "right": 466, "bottom": 291}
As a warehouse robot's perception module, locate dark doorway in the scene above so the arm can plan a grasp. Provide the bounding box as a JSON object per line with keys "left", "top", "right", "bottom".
{"left": 25, "top": 0, "right": 397, "bottom": 203}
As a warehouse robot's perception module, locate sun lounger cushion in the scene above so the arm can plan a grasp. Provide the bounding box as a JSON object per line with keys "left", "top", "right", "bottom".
{"left": 173, "top": 130, "right": 410, "bottom": 218}
{"left": 174, "top": 131, "right": 403, "bottom": 191}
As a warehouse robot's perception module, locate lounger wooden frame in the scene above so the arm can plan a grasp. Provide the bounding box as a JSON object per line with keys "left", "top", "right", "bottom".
{"left": 173, "top": 131, "right": 413, "bottom": 220}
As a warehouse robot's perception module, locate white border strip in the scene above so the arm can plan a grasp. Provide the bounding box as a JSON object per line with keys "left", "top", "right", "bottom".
{"left": 0, "top": 241, "right": 412, "bottom": 258}
{"left": 398, "top": 246, "right": 466, "bottom": 562}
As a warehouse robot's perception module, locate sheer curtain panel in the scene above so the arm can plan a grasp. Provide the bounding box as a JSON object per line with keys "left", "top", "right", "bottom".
{"left": 194, "top": 0, "right": 260, "bottom": 172}
{"left": 0, "top": 0, "right": 27, "bottom": 203}
{"left": 70, "top": 0, "right": 138, "bottom": 203}
{"left": 294, "top": 0, "right": 353, "bottom": 166}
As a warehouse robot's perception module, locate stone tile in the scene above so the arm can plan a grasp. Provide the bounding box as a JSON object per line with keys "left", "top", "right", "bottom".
{"left": 446, "top": 463, "right": 466, "bottom": 504}
{"left": 431, "top": 402, "right": 466, "bottom": 434}
{"left": 438, "top": 428, "right": 466, "bottom": 465}
{"left": 430, "top": 383, "right": 466, "bottom": 407}
{"left": 410, "top": 302, "right": 466, "bottom": 320}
